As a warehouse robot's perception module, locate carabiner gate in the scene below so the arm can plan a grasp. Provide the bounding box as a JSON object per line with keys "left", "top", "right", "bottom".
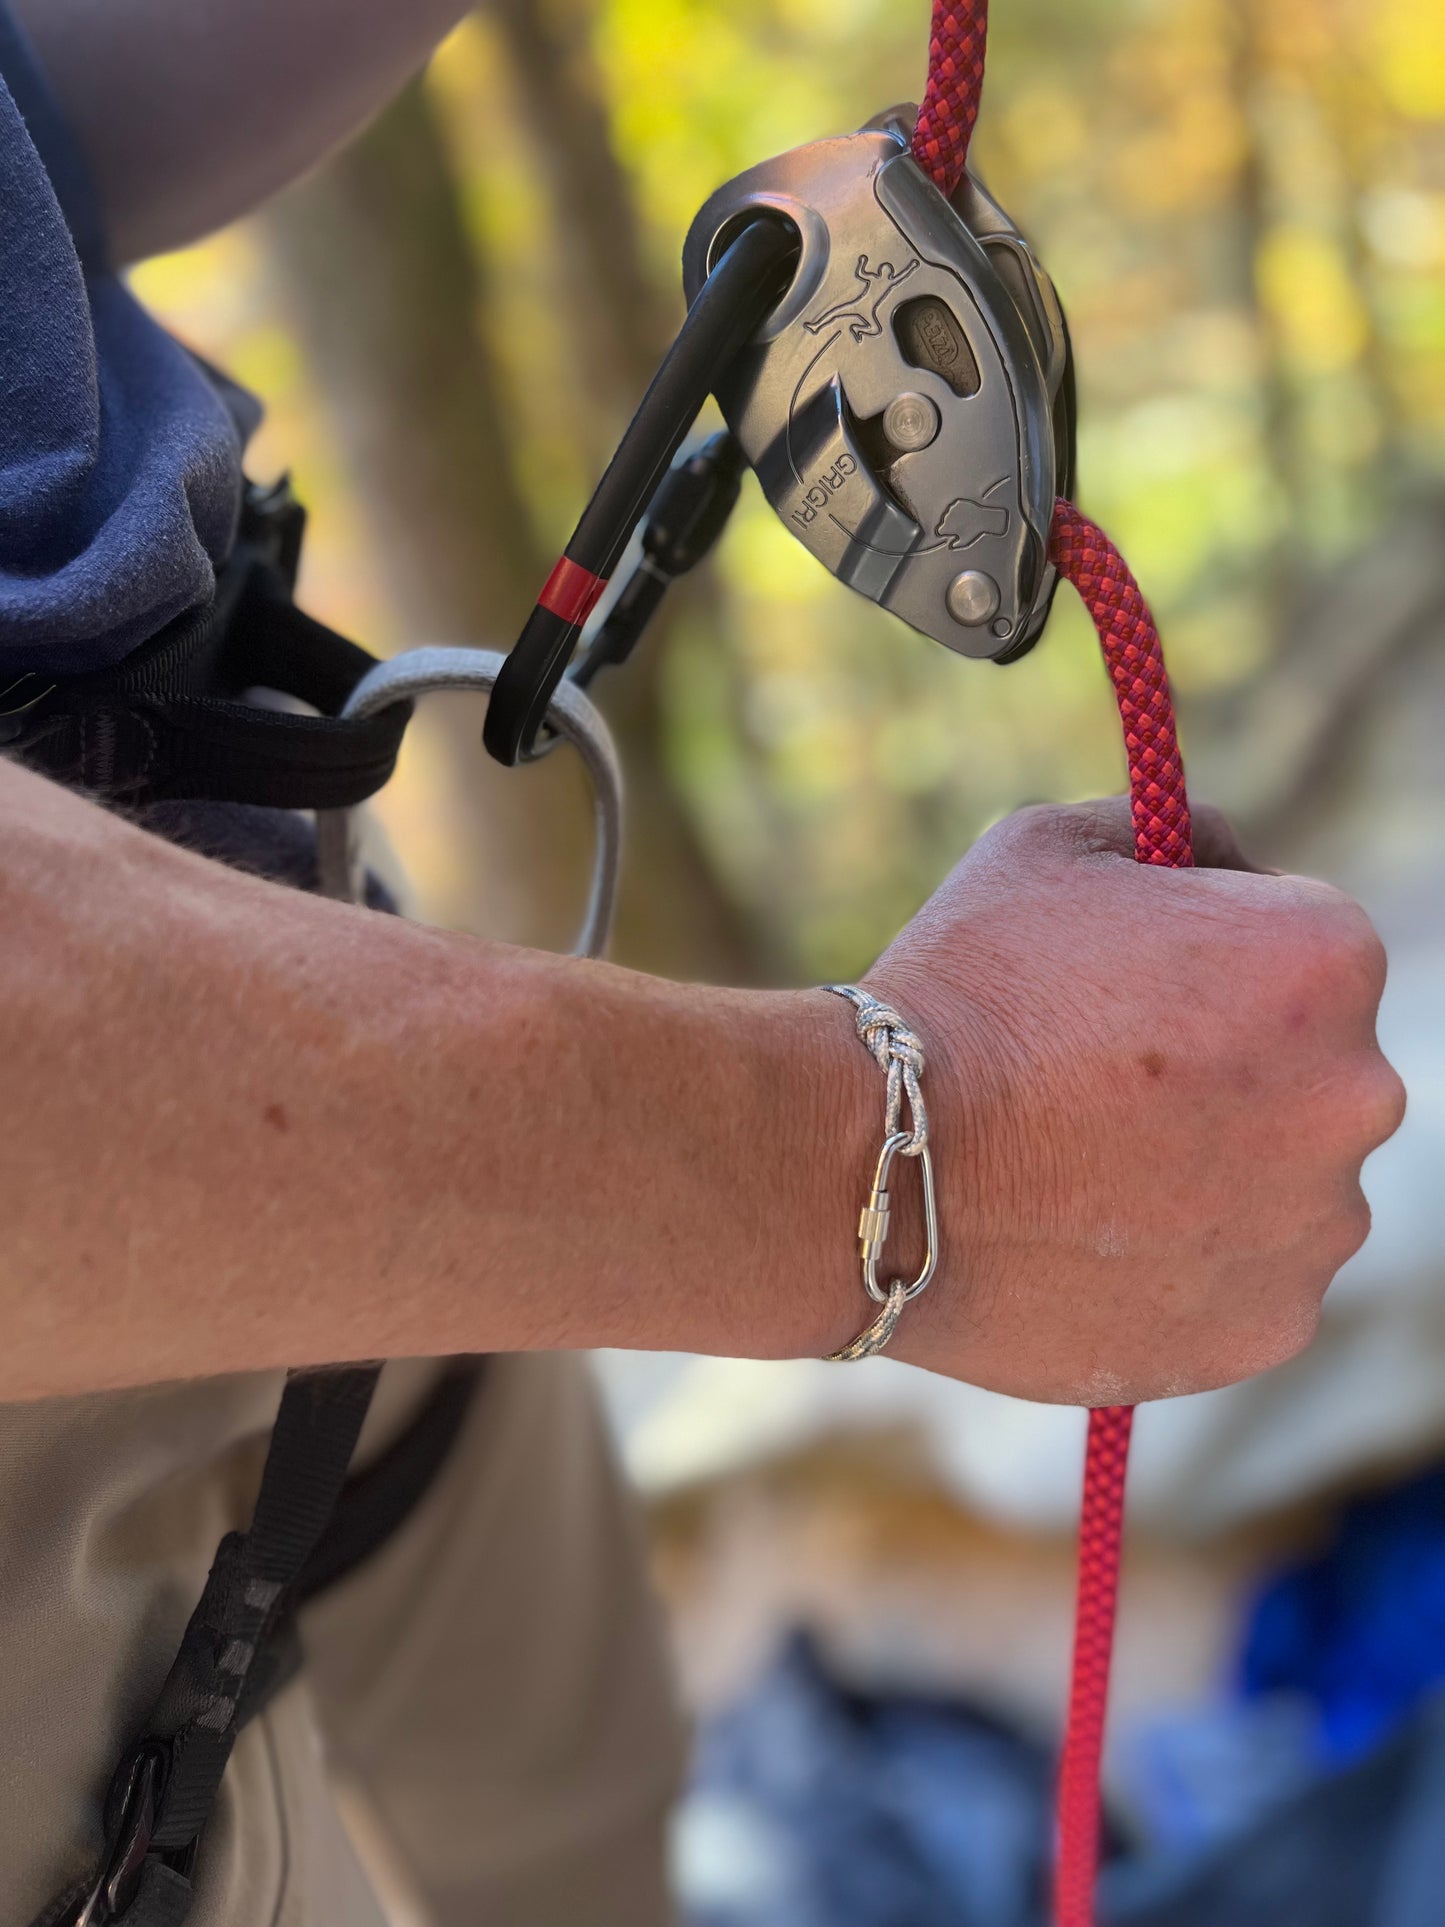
{"left": 859, "top": 1129, "right": 939, "bottom": 1305}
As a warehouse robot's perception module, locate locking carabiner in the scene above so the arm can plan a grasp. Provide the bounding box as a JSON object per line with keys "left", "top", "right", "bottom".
{"left": 858, "top": 1129, "right": 939, "bottom": 1306}
{"left": 484, "top": 214, "right": 800, "bottom": 766}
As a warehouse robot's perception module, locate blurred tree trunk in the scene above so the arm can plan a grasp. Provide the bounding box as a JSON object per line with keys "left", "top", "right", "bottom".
{"left": 1224, "top": 0, "right": 1300, "bottom": 618}
{"left": 262, "top": 70, "right": 761, "bottom": 979}
{"left": 488, "top": 0, "right": 675, "bottom": 424}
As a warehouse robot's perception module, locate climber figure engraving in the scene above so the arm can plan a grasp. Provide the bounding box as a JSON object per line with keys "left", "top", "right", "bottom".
{"left": 935, "top": 478, "right": 1011, "bottom": 549}
{"left": 805, "top": 252, "right": 919, "bottom": 342}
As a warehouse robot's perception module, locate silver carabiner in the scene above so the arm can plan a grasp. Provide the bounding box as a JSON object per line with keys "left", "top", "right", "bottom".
{"left": 858, "top": 1129, "right": 939, "bottom": 1305}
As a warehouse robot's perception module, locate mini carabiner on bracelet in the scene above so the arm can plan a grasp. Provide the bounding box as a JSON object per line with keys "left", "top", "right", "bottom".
{"left": 484, "top": 213, "right": 800, "bottom": 767}
{"left": 859, "top": 1129, "right": 939, "bottom": 1305}
{"left": 825, "top": 985, "right": 939, "bottom": 1363}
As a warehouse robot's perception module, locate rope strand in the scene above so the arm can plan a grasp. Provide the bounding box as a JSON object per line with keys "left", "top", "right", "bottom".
{"left": 909, "top": 10, "right": 1196, "bottom": 1921}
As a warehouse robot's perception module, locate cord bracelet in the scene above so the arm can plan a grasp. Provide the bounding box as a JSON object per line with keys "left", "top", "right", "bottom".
{"left": 823, "top": 984, "right": 939, "bottom": 1363}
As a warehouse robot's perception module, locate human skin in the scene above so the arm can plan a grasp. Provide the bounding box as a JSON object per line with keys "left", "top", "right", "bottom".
{"left": 12, "top": 0, "right": 476, "bottom": 264}
{"left": 0, "top": 760, "right": 1402, "bottom": 1405}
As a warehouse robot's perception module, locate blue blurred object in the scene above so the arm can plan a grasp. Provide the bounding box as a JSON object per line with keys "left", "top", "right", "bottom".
{"left": 680, "top": 1465, "right": 1445, "bottom": 1925}
{"left": 1241, "top": 1462, "right": 1445, "bottom": 1765}
{"left": 676, "top": 1631, "right": 1053, "bottom": 1927}
{"left": 1116, "top": 1694, "right": 1320, "bottom": 1860}
{"left": 678, "top": 1625, "right": 1445, "bottom": 1927}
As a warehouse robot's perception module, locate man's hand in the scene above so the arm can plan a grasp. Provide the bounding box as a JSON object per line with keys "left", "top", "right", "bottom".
{"left": 856, "top": 798, "right": 1405, "bottom": 1405}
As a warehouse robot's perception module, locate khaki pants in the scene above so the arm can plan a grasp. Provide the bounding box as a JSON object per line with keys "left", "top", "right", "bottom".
{"left": 3, "top": 1354, "right": 685, "bottom": 1926}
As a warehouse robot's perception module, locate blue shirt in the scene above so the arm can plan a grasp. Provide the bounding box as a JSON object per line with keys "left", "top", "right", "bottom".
{"left": 0, "top": 4, "right": 255, "bottom": 678}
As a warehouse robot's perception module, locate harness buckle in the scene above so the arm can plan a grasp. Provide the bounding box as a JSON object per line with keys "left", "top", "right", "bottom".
{"left": 73, "top": 1744, "right": 167, "bottom": 1927}
{"left": 682, "top": 105, "right": 1075, "bottom": 663}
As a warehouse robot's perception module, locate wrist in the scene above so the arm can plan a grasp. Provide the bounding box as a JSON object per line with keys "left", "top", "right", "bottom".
{"left": 855, "top": 957, "right": 1023, "bottom": 1384}
{"left": 628, "top": 979, "right": 874, "bottom": 1362}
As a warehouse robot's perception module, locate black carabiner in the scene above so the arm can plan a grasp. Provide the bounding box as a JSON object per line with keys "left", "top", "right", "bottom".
{"left": 483, "top": 213, "right": 799, "bottom": 767}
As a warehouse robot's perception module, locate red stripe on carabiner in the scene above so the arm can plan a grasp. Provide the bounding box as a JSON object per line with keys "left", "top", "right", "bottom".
{"left": 538, "top": 556, "right": 608, "bottom": 627}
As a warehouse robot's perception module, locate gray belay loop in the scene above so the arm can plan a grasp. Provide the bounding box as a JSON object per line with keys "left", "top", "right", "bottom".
{"left": 43, "top": 1367, "right": 383, "bottom": 1927}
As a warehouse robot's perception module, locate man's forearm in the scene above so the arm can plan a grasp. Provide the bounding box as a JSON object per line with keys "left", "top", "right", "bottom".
{"left": 10, "top": 0, "right": 471, "bottom": 262}
{"left": 0, "top": 762, "right": 1403, "bottom": 1407}
{"left": 0, "top": 763, "right": 870, "bottom": 1399}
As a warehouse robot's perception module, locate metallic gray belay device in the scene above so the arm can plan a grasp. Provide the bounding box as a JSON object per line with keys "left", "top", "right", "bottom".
{"left": 682, "top": 108, "right": 1075, "bottom": 663}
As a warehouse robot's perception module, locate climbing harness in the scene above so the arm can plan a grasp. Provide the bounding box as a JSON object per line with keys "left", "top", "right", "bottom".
{"left": 34, "top": 4, "right": 1187, "bottom": 1920}
{"left": 1, "top": 477, "right": 412, "bottom": 811}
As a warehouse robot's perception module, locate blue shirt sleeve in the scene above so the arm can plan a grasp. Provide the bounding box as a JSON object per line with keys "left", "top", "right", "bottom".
{"left": 0, "top": 1, "right": 257, "bottom": 677}
{"left": 0, "top": 2, "right": 104, "bottom": 267}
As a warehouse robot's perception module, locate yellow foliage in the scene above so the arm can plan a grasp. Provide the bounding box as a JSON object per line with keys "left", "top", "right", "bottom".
{"left": 132, "top": 0, "right": 1444, "bottom": 972}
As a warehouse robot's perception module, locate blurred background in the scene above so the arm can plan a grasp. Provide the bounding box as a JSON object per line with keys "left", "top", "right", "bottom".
{"left": 138, "top": 1, "right": 1445, "bottom": 1920}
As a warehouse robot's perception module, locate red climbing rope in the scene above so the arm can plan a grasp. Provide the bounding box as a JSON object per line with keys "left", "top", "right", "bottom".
{"left": 909, "top": 7, "right": 1196, "bottom": 1924}
{"left": 1046, "top": 506, "right": 1192, "bottom": 1924}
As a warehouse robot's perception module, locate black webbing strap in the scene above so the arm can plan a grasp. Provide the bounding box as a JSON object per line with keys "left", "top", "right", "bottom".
{"left": 2, "top": 480, "right": 411, "bottom": 812}
{"left": 35, "top": 1358, "right": 488, "bottom": 1927}
{"left": 295, "top": 1356, "right": 486, "bottom": 1603}
{"left": 42, "top": 1367, "right": 382, "bottom": 1927}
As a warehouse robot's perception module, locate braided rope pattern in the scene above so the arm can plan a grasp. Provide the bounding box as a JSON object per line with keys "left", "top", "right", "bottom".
{"left": 1049, "top": 501, "right": 1194, "bottom": 870}
{"left": 1045, "top": 507, "right": 1193, "bottom": 1922}
{"left": 1054, "top": 1406, "right": 1134, "bottom": 1926}
{"left": 909, "top": 27, "right": 1195, "bottom": 1916}
{"left": 911, "top": 0, "right": 989, "bottom": 194}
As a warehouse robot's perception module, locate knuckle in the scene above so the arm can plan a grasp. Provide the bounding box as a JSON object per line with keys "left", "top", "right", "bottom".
{"left": 1335, "top": 902, "right": 1388, "bottom": 993}
{"left": 1285, "top": 895, "right": 1387, "bottom": 1003}
{"left": 1353, "top": 1059, "right": 1407, "bottom": 1148}
{"left": 1186, "top": 800, "right": 1244, "bottom": 867}
{"left": 1008, "top": 802, "right": 1069, "bottom": 839}
{"left": 1013, "top": 800, "right": 1095, "bottom": 842}
{"left": 1248, "top": 1297, "right": 1324, "bottom": 1378}
{"left": 990, "top": 803, "right": 1095, "bottom": 866}
{"left": 1331, "top": 1190, "right": 1374, "bottom": 1266}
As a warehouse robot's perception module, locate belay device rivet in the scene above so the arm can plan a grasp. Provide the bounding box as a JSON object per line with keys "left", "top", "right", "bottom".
{"left": 883, "top": 390, "right": 941, "bottom": 452}
{"left": 946, "top": 568, "right": 1000, "bottom": 625}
